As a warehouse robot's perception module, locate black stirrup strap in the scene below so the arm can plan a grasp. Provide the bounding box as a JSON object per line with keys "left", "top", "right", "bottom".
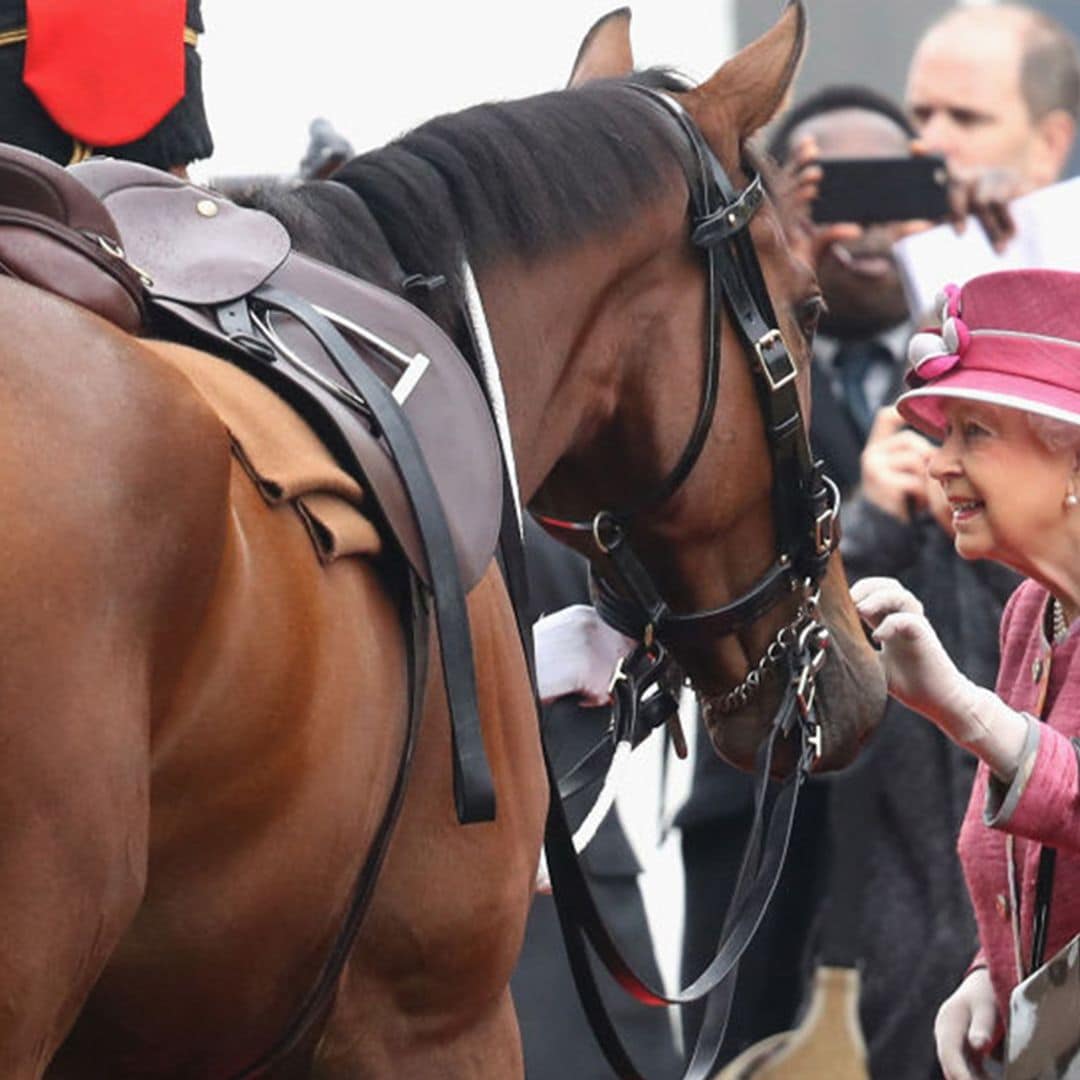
{"left": 251, "top": 284, "right": 496, "bottom": 825}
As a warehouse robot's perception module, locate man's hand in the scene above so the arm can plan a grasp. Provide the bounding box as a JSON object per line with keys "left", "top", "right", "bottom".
{"left": 946, "top": 165, "right": 1026, "bottom": 253}
{"left": 779, "top": 135, "right": 862, "bottom": 271}
{"left": 859, "top": 407, "right": 935, "bottom": 522}
{"left": 532, "top": 605, "right": 636, "bottom": 707}
{"left": 934, "top": 968, "right": 1000, "bottom": 1080}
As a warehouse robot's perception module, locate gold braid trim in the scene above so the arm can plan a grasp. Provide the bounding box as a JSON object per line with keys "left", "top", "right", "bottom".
{"left": 0, "top": 26, "right": 199, "bottom": 48}
{"left": 67, "top": 140, "right": 93, "bottom": 165}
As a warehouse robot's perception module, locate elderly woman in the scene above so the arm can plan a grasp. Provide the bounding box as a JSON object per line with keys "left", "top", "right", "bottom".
{"left": 853, "top": 268, "right": 1080, "bottom": 1080}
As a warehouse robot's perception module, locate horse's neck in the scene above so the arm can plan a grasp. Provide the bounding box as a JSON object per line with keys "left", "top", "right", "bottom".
{"left": 475, "top": 203, "right": 686, "bottom": 509}
{"left": 476, "top": 255, "right": 612, "bottom": 505}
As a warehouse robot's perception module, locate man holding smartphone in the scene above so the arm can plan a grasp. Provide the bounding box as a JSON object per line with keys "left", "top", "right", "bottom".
{"left": 906, "top": 3, "right": 1079, "bottom": 253}
{"left": 853, "top": 4, "right": 1079, "bottom": 617}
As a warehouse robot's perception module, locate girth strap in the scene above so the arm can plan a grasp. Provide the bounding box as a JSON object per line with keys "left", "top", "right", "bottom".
{"left": 249, "top": 285, "right": 496, "bottom": 825}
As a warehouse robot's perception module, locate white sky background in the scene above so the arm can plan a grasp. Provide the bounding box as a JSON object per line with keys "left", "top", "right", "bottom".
{"left": 195, "top": 1, "right": 736, "bottom": 181}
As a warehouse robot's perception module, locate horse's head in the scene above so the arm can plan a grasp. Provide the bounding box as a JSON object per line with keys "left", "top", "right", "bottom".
{"left": 318, "top": 3, "right": 884, "bottom": 774}
{"left": 533, "top": 2, "right": 886, "bottom": 773}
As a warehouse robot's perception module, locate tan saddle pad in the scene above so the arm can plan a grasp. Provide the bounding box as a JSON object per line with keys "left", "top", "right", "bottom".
{"left": 146, "top": 338, "right": 382, "bottom": 565}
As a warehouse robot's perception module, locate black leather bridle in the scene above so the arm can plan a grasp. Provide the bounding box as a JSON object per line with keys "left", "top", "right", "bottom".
{"left": 537, "top": 86, "right": 838, "bottom": 732}
{"left": 536, "top": 87, "right": 843, "bottom": 1080}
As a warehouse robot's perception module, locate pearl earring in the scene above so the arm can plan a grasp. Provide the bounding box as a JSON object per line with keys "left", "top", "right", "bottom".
{"left": 1067, "top": 493, "right": 1079, "bottom": 508}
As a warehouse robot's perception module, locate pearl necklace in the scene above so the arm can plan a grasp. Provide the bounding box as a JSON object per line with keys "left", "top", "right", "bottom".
{"left": 1054, "top": 597, "right": 1071, "bottom": 645}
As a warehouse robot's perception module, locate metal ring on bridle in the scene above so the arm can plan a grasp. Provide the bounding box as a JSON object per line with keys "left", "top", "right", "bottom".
{"left": 591, "top": 511, "right": 624, "bottom": 555}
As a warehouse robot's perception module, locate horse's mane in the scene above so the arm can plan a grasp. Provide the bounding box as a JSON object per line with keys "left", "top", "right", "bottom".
{"left": 238, "top": 70, "right": 695, "bottom": 290}
{"left": 331, "top": 69, "right": 691, "bottom": 282}
{"left": 237, "top": 69, "right": 773, "bottom": 347}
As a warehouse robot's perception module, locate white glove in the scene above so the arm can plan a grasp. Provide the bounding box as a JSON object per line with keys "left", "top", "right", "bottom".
{"left": 532, "top": 605, "right": 637, "bottom": 707}
{"left": 934, "top": 967, "right": 1000, "bottom": 1080}
{"left": 851, "top": 577, "right": 1028, "bottom": 778}
{"left": 851, "top": 577, "right": 975, "bottom": 727}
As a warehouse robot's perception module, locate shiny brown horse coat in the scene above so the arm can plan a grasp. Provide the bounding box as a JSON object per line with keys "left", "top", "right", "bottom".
{"left": 0, "top": 5, "right": 883, "bottom": 1077}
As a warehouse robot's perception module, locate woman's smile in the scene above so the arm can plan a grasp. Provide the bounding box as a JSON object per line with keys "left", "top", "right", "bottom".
{"left": 948, "top": 495, "right": 985, "bottom": 525}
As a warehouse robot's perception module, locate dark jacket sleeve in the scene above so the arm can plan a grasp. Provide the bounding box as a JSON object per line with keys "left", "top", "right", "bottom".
{"left": 839, "top": 495, "right": 921, "bottom": 583}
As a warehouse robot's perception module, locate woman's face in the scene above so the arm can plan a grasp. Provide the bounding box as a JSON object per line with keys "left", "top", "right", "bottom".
{"left": 928, "top": 401, "right": 1076, "bottom": 575}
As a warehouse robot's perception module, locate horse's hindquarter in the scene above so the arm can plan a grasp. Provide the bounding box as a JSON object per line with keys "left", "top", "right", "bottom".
{"left": 317, "top": 565, "right": 547, "bottom": 1079}
{"left": 47, "top": 336, "right": 410, "bottom": 1074}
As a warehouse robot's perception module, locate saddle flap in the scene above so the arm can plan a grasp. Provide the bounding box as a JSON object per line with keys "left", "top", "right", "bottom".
{"left": 268, "top": 253, "right": 504, "bottom": 590}
{"left": 72, "top": 158, "right": 291, "bottom": 304}
{"left": 64, "top": 157, "right": 501, "bottom": 590}
{"left": 153, "top": 255, "right": 503, "bottom": 592}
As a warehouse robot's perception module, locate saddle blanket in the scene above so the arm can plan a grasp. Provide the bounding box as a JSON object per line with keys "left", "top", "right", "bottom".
{"left": 144, "top": 338, "right": 382, "bottom": 565}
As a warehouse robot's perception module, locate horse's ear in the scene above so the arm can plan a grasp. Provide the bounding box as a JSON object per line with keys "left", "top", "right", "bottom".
{"left": 691, "top": 1, "right": 806, "bottom": 139}
{"left": 567, "top": 7, "right": 634, "bottom": 88}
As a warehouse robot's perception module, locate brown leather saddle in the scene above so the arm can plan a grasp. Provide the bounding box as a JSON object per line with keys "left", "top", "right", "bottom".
{"left": 0, "top": 143, "right": 501, "bottom": 591}
{"left": 0, "top": 142, "right": 502, "bottom": 826}
{"left": 82, "top": 156, "right": 502, "bottom": 591}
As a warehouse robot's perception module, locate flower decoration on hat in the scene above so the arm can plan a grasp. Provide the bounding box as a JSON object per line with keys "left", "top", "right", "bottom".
{"left": 907, "top": 283, "right": 970, "bottom": 386}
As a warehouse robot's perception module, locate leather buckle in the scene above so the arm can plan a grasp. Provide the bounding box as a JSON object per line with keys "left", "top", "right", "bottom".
{"left": 755, "top": 329, "right": 797, "bottom": 392}
{"left": 814, "top": 504, "right": 835, "bottom": 557}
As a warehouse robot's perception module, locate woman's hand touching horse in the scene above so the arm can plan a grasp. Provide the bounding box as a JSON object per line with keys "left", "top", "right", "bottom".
{"left": 852, "top": 577, "right": 1028, "bottom": 780}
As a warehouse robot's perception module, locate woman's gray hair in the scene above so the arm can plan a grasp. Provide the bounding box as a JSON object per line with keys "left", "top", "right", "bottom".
{"left": 1026, "top": 412, "right": 1080, "bottom": 454}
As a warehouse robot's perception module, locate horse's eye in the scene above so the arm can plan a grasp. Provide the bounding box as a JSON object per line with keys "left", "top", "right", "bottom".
{"left": 796, "top": 295, "right": 826, "bottom": 342}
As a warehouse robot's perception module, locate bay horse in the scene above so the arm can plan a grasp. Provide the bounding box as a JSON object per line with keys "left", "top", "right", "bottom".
{"left": 0, "top": 3, "right": 884, "bottom": 1076}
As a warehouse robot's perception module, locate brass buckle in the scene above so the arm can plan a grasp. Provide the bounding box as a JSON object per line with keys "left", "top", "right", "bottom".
{"left": 755, "top": 329, "right": 797, "bottom": 392}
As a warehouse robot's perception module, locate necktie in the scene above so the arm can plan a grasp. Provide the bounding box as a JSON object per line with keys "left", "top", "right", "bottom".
{"left": 834, "top": 340, "right": 894, "bottom": 437}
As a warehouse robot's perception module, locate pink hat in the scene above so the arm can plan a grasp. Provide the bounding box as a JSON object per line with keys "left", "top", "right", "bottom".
{"left": 897, "top": 269, "right": 1080, "bottom": 440}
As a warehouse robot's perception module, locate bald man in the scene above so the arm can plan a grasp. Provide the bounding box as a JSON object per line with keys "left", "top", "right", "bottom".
{"left": 907, "top": 4, "right": 1079, "bottom": 244}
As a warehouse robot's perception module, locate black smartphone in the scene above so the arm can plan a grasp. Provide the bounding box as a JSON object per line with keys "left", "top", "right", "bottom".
{"left": 812, "top": 155, "right": 950, "bottom": 225}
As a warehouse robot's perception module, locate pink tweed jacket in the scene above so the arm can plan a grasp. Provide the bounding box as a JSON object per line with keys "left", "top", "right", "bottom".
{"left": 958, "top": 578, "right": 1080, "bottom": 1035}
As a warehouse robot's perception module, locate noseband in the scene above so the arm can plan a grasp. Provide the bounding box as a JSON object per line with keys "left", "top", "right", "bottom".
{"left": 538, "top": 87, "right": 838, "bottom": 740}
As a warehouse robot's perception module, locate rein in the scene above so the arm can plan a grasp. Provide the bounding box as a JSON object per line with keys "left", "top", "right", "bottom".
{"left": 533, "top": 86, "right": 840, "bottom": 1079}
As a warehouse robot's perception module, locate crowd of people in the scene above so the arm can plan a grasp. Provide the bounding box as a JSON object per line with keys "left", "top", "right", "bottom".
{"left": 6, "top": 1, "right": 1080, "bottom": 1077}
